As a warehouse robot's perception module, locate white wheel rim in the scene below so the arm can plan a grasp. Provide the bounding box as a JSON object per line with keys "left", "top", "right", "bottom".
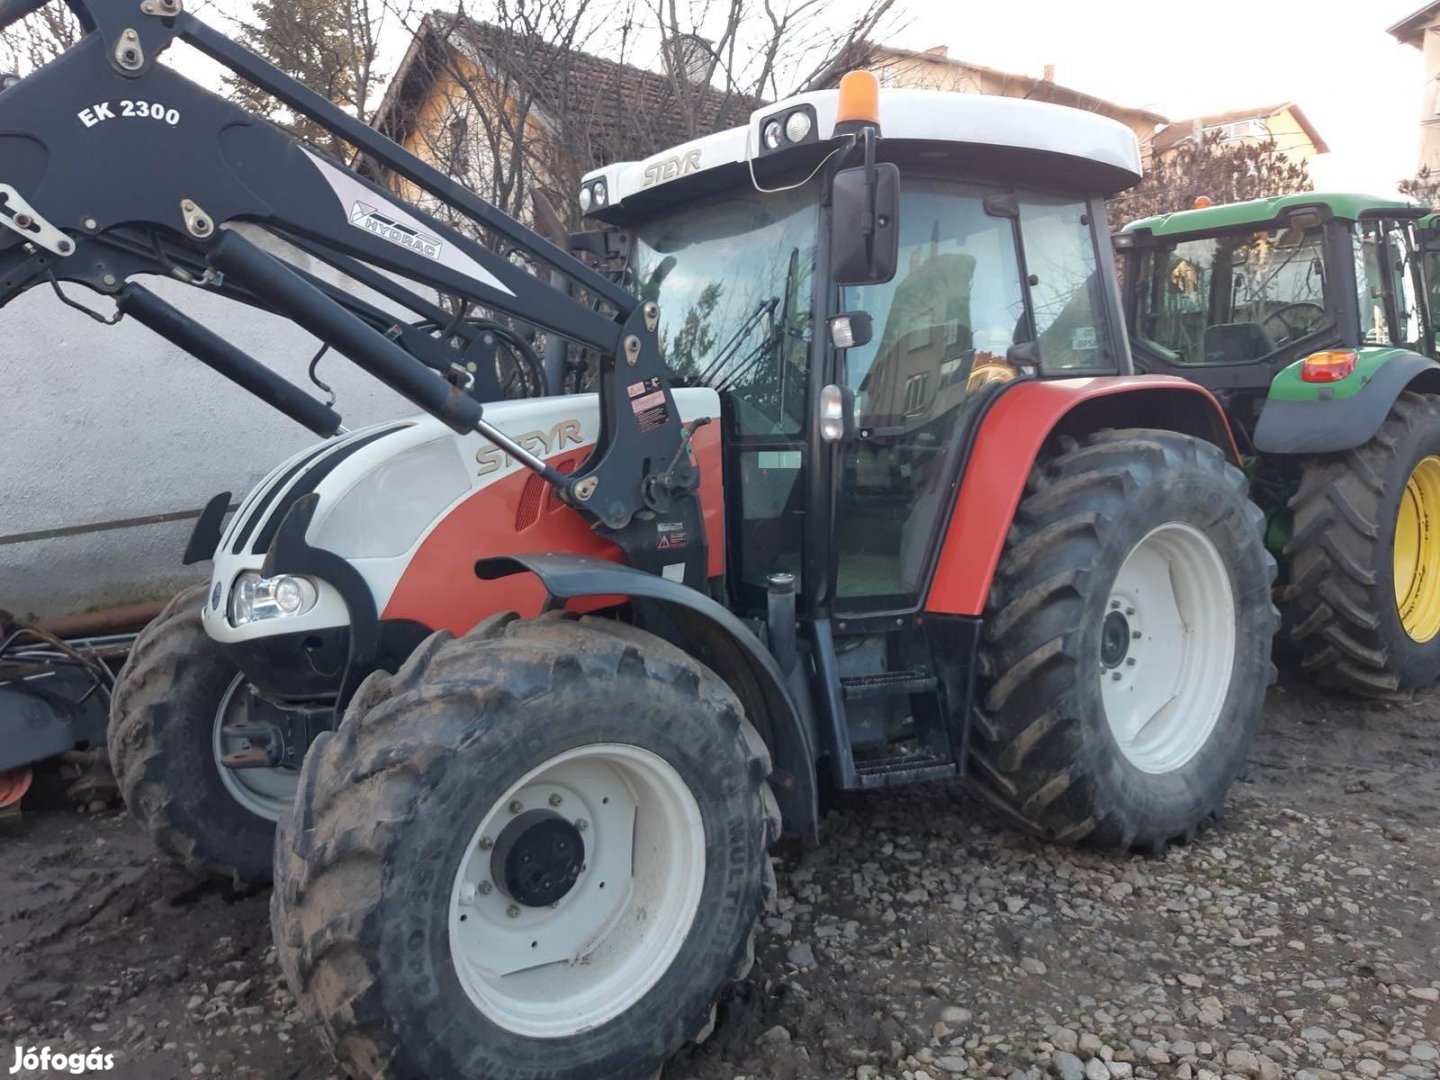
{"left": 448, "top": 743, "right": 706, "bottom": 1039}
{"left": 1099, "top": 522, "right": 1236, "bottom": 775}
{"left": 211, "top": 674, "right": 299, "bottom": 822}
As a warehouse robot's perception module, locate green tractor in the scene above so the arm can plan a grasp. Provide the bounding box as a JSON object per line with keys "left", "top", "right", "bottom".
{"left": 1117, "top": 193, "right": 1440, "bottom": 696}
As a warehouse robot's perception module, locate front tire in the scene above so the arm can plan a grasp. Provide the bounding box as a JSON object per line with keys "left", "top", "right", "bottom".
{"left": 1283, "top": 391, "right": 1440, "bottom": 696}
{"left": 969, "top": 430, "right": 1277, "bottom": 852}
{"left": 272, "top": 613, "right": 778, "bottom": 1080}
{"left": 109, "top": 585, "right": 296, "bottom": 885}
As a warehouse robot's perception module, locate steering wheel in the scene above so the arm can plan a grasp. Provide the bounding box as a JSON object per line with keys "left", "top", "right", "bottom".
{"left": 1262, "top": 302, "right": 1327, "bottom": 345}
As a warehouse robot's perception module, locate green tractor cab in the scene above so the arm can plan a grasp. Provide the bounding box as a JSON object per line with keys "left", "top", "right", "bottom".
{"left": 1118, "top": 193, "right": 1440, "bottom": 695}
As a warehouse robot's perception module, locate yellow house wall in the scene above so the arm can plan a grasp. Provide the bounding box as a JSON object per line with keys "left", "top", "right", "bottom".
{"left": 388, "top": 52, "right": 553, "bottom": 215}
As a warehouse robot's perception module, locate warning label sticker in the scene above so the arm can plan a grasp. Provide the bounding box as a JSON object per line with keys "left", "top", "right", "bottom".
{"left": 627, "top": 376, "right": 669, "bottom": 433}
{"left": 657, "top": 520, "right": 688, "bottom": 551}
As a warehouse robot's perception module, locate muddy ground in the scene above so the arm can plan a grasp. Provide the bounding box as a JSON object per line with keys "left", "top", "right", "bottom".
{"left": 2, "top": 680, "right": 1438, "bottom": 1080}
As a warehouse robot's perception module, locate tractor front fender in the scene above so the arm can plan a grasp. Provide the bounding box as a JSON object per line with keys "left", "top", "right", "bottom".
{"left": 476, "top": 552, "right": 820, "bottom": 842}
{"left": 1253, "top": 350, "right": 1440, "bottom": 454}
{"left": 925, "top": 376, "right": 1238, "bottom": 618}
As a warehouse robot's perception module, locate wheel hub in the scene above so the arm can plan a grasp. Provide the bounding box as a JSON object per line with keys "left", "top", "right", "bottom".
{"left": 1100, "top": 609, "right": 1132, "bottom": 668}
{"left": 212, "top": 675, "right": 300, "bottom": 822}
{"left": 494, "top": 812, "right": 585, "bottom": 907}
{"left": 447, "top": 743, "right": 706, "bottom": 1039}
{"left": 1394, "top": 454, "right": 1440, "bottom": 644}
{"left": 1098, "top": 522, "right": 1236, "bottom": 775}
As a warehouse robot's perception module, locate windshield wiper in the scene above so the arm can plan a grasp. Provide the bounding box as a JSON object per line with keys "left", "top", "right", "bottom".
{"left": 697, "top": 295, "right": 780, "bottom": 388}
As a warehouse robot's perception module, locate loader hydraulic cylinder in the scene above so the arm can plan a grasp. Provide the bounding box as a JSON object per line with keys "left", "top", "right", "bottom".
{"left": 117, "top": 284, "right": 343, "bottom": 438}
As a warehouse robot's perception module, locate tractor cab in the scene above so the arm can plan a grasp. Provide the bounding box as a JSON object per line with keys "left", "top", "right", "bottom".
{"left": 581, "top": 85, "right": 1138, "bottom": 626}
{"left": 1117, "top": 194, "right": 1434, "bottom": 434}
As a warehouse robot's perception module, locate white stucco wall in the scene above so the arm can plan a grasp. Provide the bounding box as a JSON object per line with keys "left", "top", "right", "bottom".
{"left": 0, "top": 228, "right": 415, "bottom": 621}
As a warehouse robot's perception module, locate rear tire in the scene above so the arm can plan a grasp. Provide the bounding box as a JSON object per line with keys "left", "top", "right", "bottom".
{"left": 109, "top": 585, "right": 294, "bottom": 885}
{"left": 969, "top": 430, "right": 1277, "bottom": 852}
{"left": 272, "top": 612, "right": 778, "bottom": 1080}
{"left": 1283, "top": 391, "right": 1440, "bottom": 696}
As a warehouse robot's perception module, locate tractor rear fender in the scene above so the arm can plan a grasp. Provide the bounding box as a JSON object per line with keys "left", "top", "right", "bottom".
{"left": 475, "top": 552, "right": 820, "bottom": 842}
{"left": 926, "top": 376, "right": 1239, "bottom": 618}
{"left": 1252, "top": 350, "right": 1440, "bottom": 454}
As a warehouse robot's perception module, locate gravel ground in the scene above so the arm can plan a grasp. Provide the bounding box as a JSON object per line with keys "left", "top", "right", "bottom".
{"left": 2, "top": 678, "right": 1438, "bottom": 1080}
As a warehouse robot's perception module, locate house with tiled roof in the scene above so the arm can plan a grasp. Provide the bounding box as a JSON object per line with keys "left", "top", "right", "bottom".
{"left": 1151, "top": 103, "right": 1329, "bottom": 166}
{"left": 367, "top": 14, "right": 762, "bottom": 225}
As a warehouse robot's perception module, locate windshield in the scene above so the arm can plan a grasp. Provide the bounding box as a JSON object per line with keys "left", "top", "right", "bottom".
{"left": 627, "top": 186, "right": 817, "bottom": 437}
{"left": 1131, "top": 224, "right": 1330, "bottom": 365}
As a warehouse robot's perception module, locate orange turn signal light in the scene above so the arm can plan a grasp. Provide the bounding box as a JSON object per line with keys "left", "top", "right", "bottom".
{"left": 1193, "top": 196, "right": 1214, "bottom": 209}
{"left": 837, "top": 70, "right": 881, "bottom": 126}
{"left": 1300, "top": 350, "right": 1357, "bottom": 383}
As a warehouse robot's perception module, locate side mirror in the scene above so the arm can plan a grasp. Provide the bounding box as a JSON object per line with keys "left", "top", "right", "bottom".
{"left": 831, "top": 162, "right": 899, "bottom": 286}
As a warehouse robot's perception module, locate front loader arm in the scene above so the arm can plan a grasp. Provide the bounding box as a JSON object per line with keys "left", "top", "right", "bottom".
{"left": 0, "top": 0, "right": 706, "bottom": 584}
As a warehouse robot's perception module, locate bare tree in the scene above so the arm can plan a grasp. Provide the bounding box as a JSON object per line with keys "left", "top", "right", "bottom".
{"left": 1400, "top": 166, "right": 1440, "bottom": 208}
{"left": 383, "top": 0, "right": 900, "bottom": 237}
{"left": 1110, "top": 130, "right": 1313, "bottom": 224}
{"left": 0, "top": 4, "right": 82, "bottom": 74}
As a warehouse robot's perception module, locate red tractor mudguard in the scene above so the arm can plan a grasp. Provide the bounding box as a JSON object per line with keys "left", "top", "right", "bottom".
{"left": 925, "top": 376, "right": 1239, "bottom": 617}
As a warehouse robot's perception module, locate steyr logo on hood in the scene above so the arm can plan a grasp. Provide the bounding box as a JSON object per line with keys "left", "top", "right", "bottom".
{"left": 642, "top": 149, "right": 701, "bottom": 188}
{"left": 349, "top": 201, "right": 442, "bottom": 260}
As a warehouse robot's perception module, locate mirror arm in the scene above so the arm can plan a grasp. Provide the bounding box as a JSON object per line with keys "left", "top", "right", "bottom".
{"left": 861, "top": 126, "right": 879, "bottom": 245}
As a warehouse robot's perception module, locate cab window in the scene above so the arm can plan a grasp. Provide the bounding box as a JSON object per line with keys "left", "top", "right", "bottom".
{"left": 1356, "top": 223, "right": 1424, "bottom": 349}
{"left": 1017, "top": 193, "right": 1117, "bottom": 372}
{"left": 1133, "top": 224, "right": 1329, "bottom": 365}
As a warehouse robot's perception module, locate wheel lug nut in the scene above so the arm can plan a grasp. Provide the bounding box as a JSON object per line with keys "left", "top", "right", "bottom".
{"left": 1110, "top": 599, "right": 1121, "bottom": 609}
{"left": 478, "top": 881, "right": 493, "bottom": 895}
{"left": 506, "top": 904, "right": 521, "bottom": 919}
{"left": 575, "top": 818, "right": 588, "bottom": 831}
{"left": 1132, "top": 630, "right": 1141, "bottom": 640}
{"left": 509, "top": 800, "right": 524, "bottom": 814}
{"left": 1125, "top": 607, "right": 1135, "bottom": 616}
{"left": 1111, "top": 671, "right": 1122, "bottom": 681}
{"left": 549, "top": 793, "right": 563, "bottom": 807}
{"left": 478, "top": 836, "right": 493, "bottom": 850}
{"left": 1126, "top": 657, "right": 1137, "bottom": 666}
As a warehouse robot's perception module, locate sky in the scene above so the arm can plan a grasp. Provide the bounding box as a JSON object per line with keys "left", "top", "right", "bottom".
{"left": 887, "top": 0, "right": 1429, "bottom": 194}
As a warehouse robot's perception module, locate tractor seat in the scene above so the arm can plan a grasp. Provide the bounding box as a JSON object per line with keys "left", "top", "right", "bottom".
{"left": 1203, "top": 322, "right": 1272, "bottom": 365}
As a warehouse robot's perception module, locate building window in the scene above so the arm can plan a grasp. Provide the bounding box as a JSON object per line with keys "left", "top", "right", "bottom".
{"left": 902, "top": 371, "right": 930, "bottom": 415}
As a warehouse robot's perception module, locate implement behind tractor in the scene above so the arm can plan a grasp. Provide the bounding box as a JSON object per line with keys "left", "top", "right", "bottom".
{"left": 2, "top": 0, "right": 1276, "bottom": 1074}
{"left": 1118, "top": 194, "right": 1440, "bottom": 696}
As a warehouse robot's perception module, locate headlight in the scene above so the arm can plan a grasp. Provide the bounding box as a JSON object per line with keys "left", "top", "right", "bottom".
{"left": 579, "top": 186, "right": 593, "bottom": 212}
{"left": 762, "top": 119, "right": 783, "bottom": 151}
{"left": 229, "top": 571, "right": 319, "bottom": 627}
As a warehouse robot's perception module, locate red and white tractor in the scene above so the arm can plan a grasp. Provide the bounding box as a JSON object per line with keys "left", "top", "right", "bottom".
{"left": 0, "top": 4, "right": 1277, "bottom": 1073}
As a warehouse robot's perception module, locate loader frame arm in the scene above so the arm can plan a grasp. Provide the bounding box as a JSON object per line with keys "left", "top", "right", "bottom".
{"left": 0, "top": 0, "right": 707, "bottom": 585}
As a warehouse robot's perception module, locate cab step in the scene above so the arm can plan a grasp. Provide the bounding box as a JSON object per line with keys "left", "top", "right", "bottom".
{"left": 840, "top": 669, "right": 939, "bottom": 700}
{"left": 852, "top": 751, "right": 956, "bottom": 787}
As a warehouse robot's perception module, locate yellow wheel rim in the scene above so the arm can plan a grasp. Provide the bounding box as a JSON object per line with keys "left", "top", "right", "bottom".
{"left": 1395, "top": 455, "right": 1440, "bottom": 643}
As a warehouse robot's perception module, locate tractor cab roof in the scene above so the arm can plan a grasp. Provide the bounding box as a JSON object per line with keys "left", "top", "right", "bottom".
{"left": 1121, "top": 192, "right": 1427, "bottom": 243}
{"left": 581, "top": 86, "right": 1143, "bottom": 225}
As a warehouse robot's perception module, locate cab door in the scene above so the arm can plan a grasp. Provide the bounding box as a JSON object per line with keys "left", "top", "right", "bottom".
{"left": 829, "top": 179, "right": 1120, "bottom": 615}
